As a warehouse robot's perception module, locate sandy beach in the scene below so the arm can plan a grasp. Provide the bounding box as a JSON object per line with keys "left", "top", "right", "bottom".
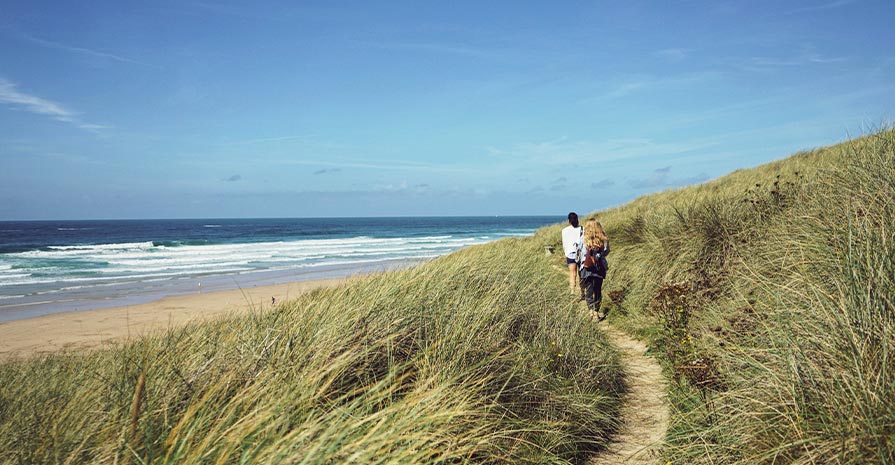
{"left": 0, "top": 277, "right": 347, "bottom": 359}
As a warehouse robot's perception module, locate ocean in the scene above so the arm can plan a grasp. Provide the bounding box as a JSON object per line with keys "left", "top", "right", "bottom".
{"left": 0, "top": 216, "right": 556, "bottom": 322}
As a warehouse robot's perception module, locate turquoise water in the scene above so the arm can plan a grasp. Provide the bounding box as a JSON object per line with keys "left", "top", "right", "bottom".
{"left": 0, "top": 216, "right": 556, "bottom": 321}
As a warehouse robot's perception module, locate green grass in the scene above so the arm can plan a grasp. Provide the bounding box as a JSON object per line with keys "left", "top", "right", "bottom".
{"left": 0, "top": 233, "right": 624, "bottom": 464}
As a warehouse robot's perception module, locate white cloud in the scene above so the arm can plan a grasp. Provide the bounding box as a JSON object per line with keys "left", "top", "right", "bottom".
{"left": 0, "top": 78, "right": 106, "bottom": 131}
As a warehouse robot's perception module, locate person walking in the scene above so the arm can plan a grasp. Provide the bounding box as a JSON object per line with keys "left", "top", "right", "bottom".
{"left": 561, "top": 212, "right": 584, "bottom": 297}
{"left": 579, "top": 218, "right": 610, "bottom": 320}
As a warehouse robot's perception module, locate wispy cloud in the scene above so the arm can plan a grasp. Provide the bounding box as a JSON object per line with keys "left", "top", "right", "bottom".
{"left": 2, "top": 146, "right": 107, "bottom": 166}
{"left": 370, "top": 181, "right": 432, "bottom": 194}
{"left": 488, "top": 135, "right": 720, "bottom": 168}
{"left": 591, "top": 179, "right": 615, "bottom": 189}
{"left": 549, "top": 176, "right": 569, "bottom": 192}
{"left": 734, "top": 44, "right": 846, "bottom": 72}
{"left": 225, "top": 174, "right": 242, "bottom": 182}
{"left": 601, "top": 79, "right": 650, "bottom": 100}
{"left": 42, "top": 152, "right": 106, "bottom": 166}
{"left": 586, "top": 71, "right": 721, "bottom": 101}
{"left": 16, "top": 33, "right": 151, "bottom": 67}
{"left": 313, "top": 168, "right": 342, "bottom": 175}
{"left": 653, "top": 48, "right": 688, "bottom": 62}
{"left": 183, "top": 1, "right": 292, "bottom": 22}
{"left": 628, "top": 166, "right": 709, "bottom": 189}
{"left": 747, "top": 54, "right": 845, "bottom": 68}
{"left": 788, "top": 0, "right": 860, "bottom": 13}
{"left": 363, "top": 40, "right": 488, "bottom": 58}
{"left": 0, "top": 78, "right": 106, "bottom": 131}
{"left": 220, "top": 135, "right": 314, "bottom": 146}
{"left": 179, "top": 1, "right": 352, "bottom": 27}
{"left": 270, "top": 157, "right": 469, "bottom": 174}
{"left": 176, "top": 154, "right": 468, "bottom": 175}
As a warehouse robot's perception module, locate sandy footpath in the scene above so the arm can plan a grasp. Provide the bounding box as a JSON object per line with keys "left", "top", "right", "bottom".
{"left": 590, "top": 320, "right": 669, "bottom": 464}
{"left": 0, "top": 278, "right": 347, "bottom": 359}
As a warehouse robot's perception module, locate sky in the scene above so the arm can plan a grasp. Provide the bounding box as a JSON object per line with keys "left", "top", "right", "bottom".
{"left": 1, "top": 0, "right": 893, "bottom": 220}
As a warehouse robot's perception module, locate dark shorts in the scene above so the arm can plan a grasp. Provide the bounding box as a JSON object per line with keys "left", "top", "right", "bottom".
{"left": 566, "top": 257, "right": 577, "bottom": 265}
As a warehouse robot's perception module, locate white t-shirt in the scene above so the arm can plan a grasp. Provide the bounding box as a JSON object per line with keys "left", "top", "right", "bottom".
{"left": 561, "top": 225, "right": 583, "bottom": 259}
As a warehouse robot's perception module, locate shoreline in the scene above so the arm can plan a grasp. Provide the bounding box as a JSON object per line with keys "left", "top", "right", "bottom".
{"left": 0, "top": 276, "right": 350, "bottom": 359}
{"left": 0, "top": 258, "right": 423, "bottom": 323}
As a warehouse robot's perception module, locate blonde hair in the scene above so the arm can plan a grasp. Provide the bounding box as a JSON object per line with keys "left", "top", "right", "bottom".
{"left": 584, "top": 218, "right": 608, "bottom": 249}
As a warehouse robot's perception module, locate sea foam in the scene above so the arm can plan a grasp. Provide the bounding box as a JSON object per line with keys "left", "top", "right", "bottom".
{"left": 0, "top": 235, "right": 498, "bottom": 290}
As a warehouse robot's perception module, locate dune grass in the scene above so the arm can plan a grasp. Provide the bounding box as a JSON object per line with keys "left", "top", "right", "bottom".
{"left": 4, "top": 129, "right": 893, "bottom": 464}
{"left": 0, "top": 233, "right": 624, "bottom": 464}
{"left": 535, "top": 128, "right": 894, "bottom": 464}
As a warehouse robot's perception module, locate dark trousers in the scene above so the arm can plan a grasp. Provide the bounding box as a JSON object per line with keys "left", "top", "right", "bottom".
{"left": 581, "top": 275, "right": 604, "bottom": 312}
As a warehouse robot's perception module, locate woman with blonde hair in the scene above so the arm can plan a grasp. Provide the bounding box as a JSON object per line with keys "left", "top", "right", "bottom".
{"left": 578, "top": 218, "right": 610, "bottom": 319}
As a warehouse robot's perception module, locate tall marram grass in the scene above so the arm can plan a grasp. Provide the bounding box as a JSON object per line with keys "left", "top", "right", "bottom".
{"left": 537, "top": 128, "right": 894, "bottom": 464}
{"left": 713, "top": 131, "right": 895, "bottom": 464}
{"left": 0, "top": 233, "right": 623, "bottom": 464}
{"left": 5, "top": 130, "right": 893, "bottom": 465}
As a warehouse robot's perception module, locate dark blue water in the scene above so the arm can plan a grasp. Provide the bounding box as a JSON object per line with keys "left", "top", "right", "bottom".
{"left": 0, "top": 216, "right": 556, "bottom": 321}
{"left": 0, "top": 217, "right": 555, "bottom": 254}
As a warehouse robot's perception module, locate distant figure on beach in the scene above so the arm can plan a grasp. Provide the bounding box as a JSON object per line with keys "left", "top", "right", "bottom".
{"left": 561, "top": 212, "right": 584, "bottom": 297}
{"left": 579, "top": 218, "right": 610, "bottom": 319}
{"left": 271, "top": 296, "right": 276, "bottom": 306}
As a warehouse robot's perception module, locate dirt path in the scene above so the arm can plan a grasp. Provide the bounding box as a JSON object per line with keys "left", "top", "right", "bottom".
{"left": 590, "top": 321, "right": 669, "bottom": 464}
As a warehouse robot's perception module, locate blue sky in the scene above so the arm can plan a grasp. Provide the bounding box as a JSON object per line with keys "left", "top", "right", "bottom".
{"left": 1, "top": 0, "right": 893, "bottom": 220}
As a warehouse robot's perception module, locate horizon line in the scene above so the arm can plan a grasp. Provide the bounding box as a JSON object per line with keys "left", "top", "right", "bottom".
{"left": 0, "top": 214, "right": 566, "bottom": 223}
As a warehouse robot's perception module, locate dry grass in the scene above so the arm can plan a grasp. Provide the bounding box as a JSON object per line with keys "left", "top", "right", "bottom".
{"left": 536, "top": 128, "right": 895, "bottom": 464}
{"left": 4, "top": 128, "right": 893, "bottom": 464}
{"left": 0, "top": 231, "right": 624, "bottom": 464}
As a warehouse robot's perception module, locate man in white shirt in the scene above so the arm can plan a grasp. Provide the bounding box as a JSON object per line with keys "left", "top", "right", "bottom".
{"left": 561, "top": 212, "right": 583, "bottom": 296}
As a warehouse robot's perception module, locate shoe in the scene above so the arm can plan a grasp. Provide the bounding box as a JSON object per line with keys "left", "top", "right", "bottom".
{"left": 596, "top": 312, "right": 606, "bottom": 321}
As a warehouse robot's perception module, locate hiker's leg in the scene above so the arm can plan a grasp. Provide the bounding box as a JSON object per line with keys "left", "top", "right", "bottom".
{"left": 568, "top": 263, "right": 577, "bottom": 292}
{"left": 584, "top": 277, "right": 597, "bottom": 310}
{"left": 593, "top": 277, "right": 604, "bottom": 315}
{"left": 578, "top": 273, "right": 586, "bottom": 300}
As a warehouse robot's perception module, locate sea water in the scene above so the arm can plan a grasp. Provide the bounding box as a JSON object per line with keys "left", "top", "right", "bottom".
{"left": 0, "top": 217, "right": 556, "bottom": 322}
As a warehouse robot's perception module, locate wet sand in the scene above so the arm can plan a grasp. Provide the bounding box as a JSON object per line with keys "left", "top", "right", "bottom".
{"left": 0, "top": 277, "right": 347, "bottom": 359}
